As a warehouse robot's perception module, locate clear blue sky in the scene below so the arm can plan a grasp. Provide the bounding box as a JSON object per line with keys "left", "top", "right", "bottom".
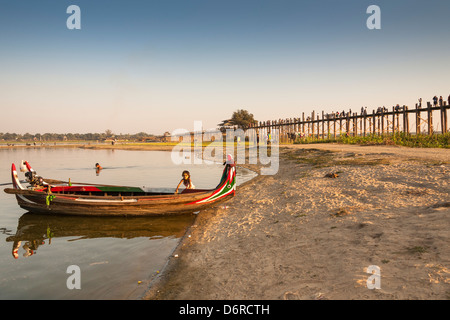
{"left": 1, "top": 0, "right": 449, "bottom": 135}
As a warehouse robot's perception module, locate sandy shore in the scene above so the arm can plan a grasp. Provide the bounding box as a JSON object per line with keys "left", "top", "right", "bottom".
{"left": 143, "top": 143, "right": 449, "bottom": 300}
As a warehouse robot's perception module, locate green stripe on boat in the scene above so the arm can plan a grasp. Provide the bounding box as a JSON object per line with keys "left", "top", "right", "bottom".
{"left": 96, "top": 186, "right": 145, "bottom": 193}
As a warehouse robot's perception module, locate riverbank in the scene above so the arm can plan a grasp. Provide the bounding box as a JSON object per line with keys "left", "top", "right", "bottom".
{"left": 143, "top": 144, "right": 449, "bottom": 300}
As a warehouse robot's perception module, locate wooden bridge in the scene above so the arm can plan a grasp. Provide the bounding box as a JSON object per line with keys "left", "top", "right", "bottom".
{"left": 249, "top": 101, "right": 449, "bottom": 143}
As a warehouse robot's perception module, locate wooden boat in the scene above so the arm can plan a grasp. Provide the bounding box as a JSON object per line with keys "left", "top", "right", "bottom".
{"left": 4, "top": 157, "right": 236, "bottom": 216}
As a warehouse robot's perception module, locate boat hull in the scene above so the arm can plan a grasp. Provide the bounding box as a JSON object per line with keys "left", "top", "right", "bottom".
{"left": 13, "top": 192, "right": 233, "bottom": 216}
{"left": 5, "top": 160, "right": 237, "bottom": 217}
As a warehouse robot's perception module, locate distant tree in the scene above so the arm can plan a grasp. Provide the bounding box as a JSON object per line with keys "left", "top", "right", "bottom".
{"left": 42, "top": 133, "right": 53, "bottom": 141}
{"left": 219, "top": 109, "right": 257, "bottom": 131}
{"left": 105, "top": 129, "right": 113, "bottom": 138}
{"left": 3, "top": 132, "right": 17, "bottom": 141}
{"left": 23, "top": 133, "right": 34, "bottom": 140}
{"left": 134, "top": 132, "right": 149, "bottom": 139}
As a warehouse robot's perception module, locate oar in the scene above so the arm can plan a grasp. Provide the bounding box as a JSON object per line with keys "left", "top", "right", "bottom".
{"left": 41, "top": 178, "right": 68, "bottom": 185}
{"left": 0, "top": 180, "right": 27, "bottom": 186}
{"left": 1, "top": 177, "right": 140, "bottom": 189}
{"left": 42, "top": 178, "right": 139, "bottom": 189}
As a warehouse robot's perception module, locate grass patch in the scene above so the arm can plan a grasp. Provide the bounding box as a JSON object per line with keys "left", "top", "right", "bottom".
{"left": 285, "top": 149, "right": 336, "bottom": 167}
{"left": 334, "top": 157, "right": 391, "bottom": 166}
{"left": 293, "top": 132, "right": 450, "bottom": 149}
{"left": 281, "top": 148, "right": 390, "bottom": 167}
{"left": 407, "top": 246, "right": 427, "bottom": 254}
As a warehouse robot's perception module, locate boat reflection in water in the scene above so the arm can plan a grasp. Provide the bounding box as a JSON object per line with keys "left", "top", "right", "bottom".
{"left": 7, "top": 212, "right": 196, "bottom": 259}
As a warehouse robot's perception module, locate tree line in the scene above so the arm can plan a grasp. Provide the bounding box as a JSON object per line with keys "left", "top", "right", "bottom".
{"left": 2, "top": 109, "right": 258, "bottom": 142}
{"left": 0, "top": 131, "right": 158, "bottom": 142}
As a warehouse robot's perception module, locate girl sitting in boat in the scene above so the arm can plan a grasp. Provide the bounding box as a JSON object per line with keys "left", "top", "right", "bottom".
{"left": 175, "top": 170, "right": 195, "bottom": 194}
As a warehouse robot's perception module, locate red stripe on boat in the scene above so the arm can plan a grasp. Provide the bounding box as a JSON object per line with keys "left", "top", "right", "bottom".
{"left": 50, "top": 186, "right": 102, "bottom": 192}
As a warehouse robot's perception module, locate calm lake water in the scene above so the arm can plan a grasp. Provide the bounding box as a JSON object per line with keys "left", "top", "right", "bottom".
{"left": 0, "top": 148, "right": 256, "bottom": 299}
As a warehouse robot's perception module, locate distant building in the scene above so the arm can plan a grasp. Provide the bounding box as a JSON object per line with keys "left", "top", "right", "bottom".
{"left": 218, "top": 119, "right": 237, "bottom": 132}
{"left": 162, "top": 132, "right": 172, "bottom": 142}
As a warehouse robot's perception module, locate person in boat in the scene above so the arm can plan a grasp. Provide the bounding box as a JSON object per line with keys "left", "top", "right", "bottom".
{"left": 175, "top": 170, "right": 195, "bottom": 194}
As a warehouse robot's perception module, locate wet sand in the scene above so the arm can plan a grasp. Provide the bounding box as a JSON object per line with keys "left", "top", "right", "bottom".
{"left": 143, "top": 144, "right": 449, "bottom": 300}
